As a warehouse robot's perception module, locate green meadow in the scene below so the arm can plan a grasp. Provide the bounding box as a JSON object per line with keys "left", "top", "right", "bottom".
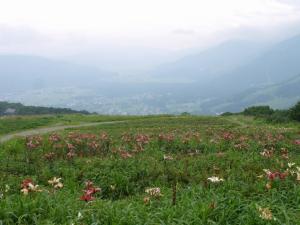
{"left": 0, "top": 115, "right": 300, "bottom": 224}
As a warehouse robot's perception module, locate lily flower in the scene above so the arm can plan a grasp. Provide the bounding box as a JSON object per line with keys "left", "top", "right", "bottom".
{"left": 21, "top": 188, "right": 29, "bottom": 195}
{"left": 207, "top": 176, "right": 224, "bottom": 183}
{"left": 80, "top": 181, "right": 101, "bottom": 202}
{"left": 258, "top": 207, "right": 274, "bottom": 220}
{"left": 288, "top": 162, "right": 296, "bottom": 168}
{"left": 260, "top": 149, "right": 273, "bottom": 158}
{"left": 5, "top": 184, "right": 10, "bottom": 193}
{"left": 163, "top": 155, "right": 173, "bottom": 161}
{"left": 294, "top": 140, "right": 300, "bottom": 145}
{"left": 20, "top": 178, "right": 41, "bottom": 195}
{"left": 48, "top": 177, "right": 64, "bottom": 189}
{"left": 80, "top": 194, "right": 95, "bottom": 202}
{"left": 263, "top": 169, "right": 287, "bottom": 180}
{"left": 145, "top": 187, "right": 162, "bottom": 198}
{"left": 78, "top": 212, "right": 83, "bottom": 219}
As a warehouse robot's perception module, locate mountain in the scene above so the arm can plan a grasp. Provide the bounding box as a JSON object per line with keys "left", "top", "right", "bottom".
{"left": 142, "top": 34, "right": 300, "bottom": 114}
{"left": 0, "top": 55, "right": 116, "bottom": 92}
{"left": 148, "top": 34, "right": 300, "bottom": 99}
{"left": 207, "top": 34, "right": 300, "bottom": 96}
{"left": 2, "top": 34, "right": 300, "bottom": 115}
{"left": 201, "top": 74, "right": 300, "bottom": 114}
{"left": 147, "top": 40, "right": 267, "bottom": 83}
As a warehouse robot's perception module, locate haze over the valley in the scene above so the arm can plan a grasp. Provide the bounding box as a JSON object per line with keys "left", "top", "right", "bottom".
{"left": 1, "top": 0, "right": 300, "bottom": 114}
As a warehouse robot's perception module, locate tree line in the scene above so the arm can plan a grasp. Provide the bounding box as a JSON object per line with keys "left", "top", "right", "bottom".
{"left": 0, "top": 101, "right": 90, "bottom": 116}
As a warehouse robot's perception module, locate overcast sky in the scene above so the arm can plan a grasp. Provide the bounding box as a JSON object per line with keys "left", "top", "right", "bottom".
{"left": 0, "top": 0, "right": 300, "bottom": 70}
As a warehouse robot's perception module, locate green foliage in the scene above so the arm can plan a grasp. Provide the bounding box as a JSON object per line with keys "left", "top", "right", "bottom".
{"left": 227, "top": 101, "right": 300, "bottom": 124}
{"left": 265, "top": 110, "right": 291, "bottom": 123}
{"left": 242, "top": 105, "right": 274, "bottom": 116}
{"left": 0, "top": 101, "right": 90, "bottom": 116}
{"left": 180, "top": 112, "right": 191, "bottom": 116}
{"left": 289, "top": 101, "right": 300, "bottom": 122}
{"left": 220, "top": 112, "right": 235, "bottom": 116}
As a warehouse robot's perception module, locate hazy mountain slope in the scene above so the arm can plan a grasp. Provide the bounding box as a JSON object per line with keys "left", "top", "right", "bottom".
{"left": 147, "top": 40, "right": 266, "bottom": 82}
{"left": 203, "top": 74, "right": 300, "bottom": 113}
{"left": 207, "top": 34, "right": 300, "bottom": 96}
{"left": 1, "top": 34, "right": 300, "bottom": 115}
{"left": 148, "top": 34, "right": 300, "bottom": 99}
{"left": 0, "top": 55, "right": 116, "bottom": 92}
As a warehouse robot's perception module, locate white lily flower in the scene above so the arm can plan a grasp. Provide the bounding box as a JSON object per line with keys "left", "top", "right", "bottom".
{"left": 5, "top": 184, "right": 10, "bottom": 193}
{"left": 78, "top": 212, "right": 83, "bottom": 219}
{"left": 207, "top": 176, "right": 224, "bottom": 183}
{"left": 48, "top": 177, "right": 64, "bottom": 189}
{"left": 163, "top": 155, "right": 173, "bottom": 160}
{"left": 296, "top": 172, "right": 300, "bottom": 181}
{"left": 288, "top": 162, "right": 296, "bottom": 168}
{"left": 21, "top": 188, "right": 29, "bottom": 195}
{"left": 258, "top": 207, "right": 274, "bottom": 221}
{"left": 145, "top": 187, "right": 162, "bottom": 197}
{"left": 263, "top": 169, "right": 271, "bottom": 175}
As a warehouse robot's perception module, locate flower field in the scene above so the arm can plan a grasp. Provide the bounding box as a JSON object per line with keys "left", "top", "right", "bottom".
{"left": 0, "top": 115, "right": 300, "bottom": 224}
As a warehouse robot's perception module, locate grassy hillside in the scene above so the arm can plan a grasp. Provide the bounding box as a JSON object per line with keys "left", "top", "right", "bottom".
{"left": 0, "top": 114, "right": 164, "bottom": 135}
{"left": 0, "top": 101, "right": 91, "bottom": 116}
{"left": 0, "top": 115, "right": 300, "bottom": 224}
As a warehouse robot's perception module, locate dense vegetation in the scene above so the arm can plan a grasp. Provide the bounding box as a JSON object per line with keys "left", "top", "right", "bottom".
{"left": 0, "top": 101, "right": 90, "bottom": 116}
{"left": 0, "top": 115, "right": 300, "bottom": 224}
{"left": 290, "top": 101, "right": 300, "bottom": 122}
{"left": 243, "top": 106, "right": 274, "bottom": 116}
{"left": 222, "top": 101, "right": 300, "bottom": 123}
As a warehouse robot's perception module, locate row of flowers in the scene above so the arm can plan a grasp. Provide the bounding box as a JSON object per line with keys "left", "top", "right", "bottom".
{"left": 22, "top": 130, "right": 300, "bottom": 163}
{"left": 26, "top": 131, "right": 300, "bottom": 152}
{"left": 14, "top": 176, "right": 285, "bottom": 222}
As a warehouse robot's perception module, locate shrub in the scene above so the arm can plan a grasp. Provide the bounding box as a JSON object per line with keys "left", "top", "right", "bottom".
{"left": 220, "top": 112, "right": 234, "bottom": 116}
{"left": 180, "top": 112, "right": 191, "bottom": 116}
{"left": 265, "top": 110, "right": 291, "bottom": 123}
{"left": 289, "top": 101, "right": 300, "bottom": 121}
{"left": 242, "top": 106, "right": 274, "bottom": 116}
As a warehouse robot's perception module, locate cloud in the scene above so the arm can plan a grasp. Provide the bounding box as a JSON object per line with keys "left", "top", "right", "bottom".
{"left": 1, "top": 0, "right": 300, "bottom": 53}
{"left": 0, "top": 25, "right": 47, "bottom": 54}
{"left": 277, "top": 0, "right": 300, "bottom": 7}
{"left": 0, "top": 25, "right": 43, "bottom": 45}
{"left": 172, "top": 29, "right": 196, "bottom": 36}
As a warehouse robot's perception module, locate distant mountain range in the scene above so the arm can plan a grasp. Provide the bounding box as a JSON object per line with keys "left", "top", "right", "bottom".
{"left": 150, "top": 34, "right": 300, "bottom": 98}
{"left": 0, "top": 55, "right": 116, "bottom": 92}
{"left": 200, "top": 74, "right": 300, "bottom": 114}
{"left": 206, "top": 34, "right": 300, "bottom": 97}
{"left": 1, "top": 34, "right": 300, "bottom": 114}
{"left": 147, "top": 40, "right": 267, "bottom": 83}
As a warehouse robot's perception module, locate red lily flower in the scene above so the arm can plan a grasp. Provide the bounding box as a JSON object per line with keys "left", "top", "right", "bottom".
{"left": 80, "top": 193, "right": 95, "bottom": 202}
{"left": 80, "top": 181, "right": 101, "bottom": 202}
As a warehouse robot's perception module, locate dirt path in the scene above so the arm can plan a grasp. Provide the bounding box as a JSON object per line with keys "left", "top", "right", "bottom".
{"left": 224, "top": 116, "right": 249, "bottom": 127}
{"left": 0, "top": 121, "right": 123, "bottom": 143}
